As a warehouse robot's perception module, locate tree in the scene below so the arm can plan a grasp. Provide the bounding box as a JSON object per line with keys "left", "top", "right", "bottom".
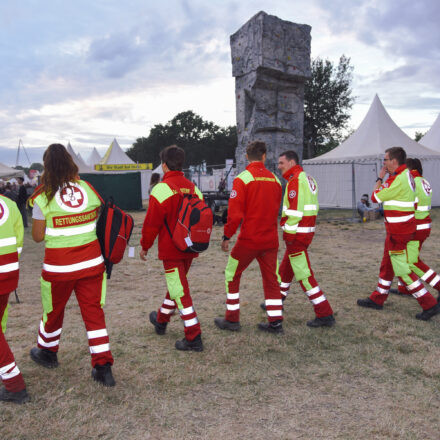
{"left": 126, "top": 111, "right": 237, "bottom": 167}
{"left": 303, "top": 55, "right": 355, "bottom": 159}
{"left": 414, "top": 131, "right": 426, "bottom": 142}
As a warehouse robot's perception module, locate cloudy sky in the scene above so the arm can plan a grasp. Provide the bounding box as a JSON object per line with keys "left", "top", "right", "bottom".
{"left": 1, "top": 0, "right": 439, "bottom": 165}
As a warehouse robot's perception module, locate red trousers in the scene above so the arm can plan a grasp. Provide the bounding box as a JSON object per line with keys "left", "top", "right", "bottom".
{"left": 370, "top": 233, "right": 437, "bottom": 310}
{"left": 156, "top": 258, "right": 201, "bottom": 341}
{"left": 37, "top": 273, "right": 113, "bottom": 367}
{"left": 0, "top": 293, "right": 26, "bottom": 392}
{"left": 224, "top": 244, "right": 283, "bottom": 323}
{"left": 279, "top": 239, "right": 333, "bottom": 318}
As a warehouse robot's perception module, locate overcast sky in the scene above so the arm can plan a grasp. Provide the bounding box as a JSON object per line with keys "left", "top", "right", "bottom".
{"left": 1, "top": 0, "right": 439, "bottom": 165}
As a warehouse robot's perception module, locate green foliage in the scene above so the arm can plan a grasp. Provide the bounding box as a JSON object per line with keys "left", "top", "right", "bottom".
{"left": 127, "top": 111, "right": 237, "bottom": 167}
{"left": 14, "top": 162, "right": 43, "bottom": 176}
{"left": 414, "top": 131, "right": 426, "bottom": 142}
{"left": 303, "top": 55, "right": 355, "bottom": 159}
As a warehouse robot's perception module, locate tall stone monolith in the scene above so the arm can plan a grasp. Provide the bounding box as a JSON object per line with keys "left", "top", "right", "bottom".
{"left": 231, "top": 11, "right": 311, "bottom": 172}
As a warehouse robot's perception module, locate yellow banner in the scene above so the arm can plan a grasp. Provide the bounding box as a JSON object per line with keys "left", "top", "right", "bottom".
{"left": 94, "top": 163, "right": 152, "bottom": 171}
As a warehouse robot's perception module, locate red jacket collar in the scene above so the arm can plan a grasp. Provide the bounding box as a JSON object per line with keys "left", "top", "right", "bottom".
{"left": 163, "top": 170, "right": 184, "bottom": 181}
{"left": 392, "top": 164, "right": 407, "bottom": 176}
{"left": 246, "top": 161, "right": 266, "bottom": 171}
{"left": 283, "top": 164, "right": 303, "bottom": 180}
{"left": 410, "top": 169, "right": 421, "bottom": 178}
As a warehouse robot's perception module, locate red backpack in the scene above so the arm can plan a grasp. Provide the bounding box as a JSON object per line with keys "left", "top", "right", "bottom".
{"left": 96, "top": 198, "right": 134, "bottom": 278}
{"left": 165, "top": 184, "right": 213, "bottom": 253}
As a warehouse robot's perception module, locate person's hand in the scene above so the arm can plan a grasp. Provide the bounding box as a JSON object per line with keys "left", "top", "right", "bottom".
{"left": 139, "top": 249, "right": 148, "bottom": 261}
{"left": 379, "top": 165, "right": 387, "bottom": 179}
{"left": 221, "top": 239, "right": 229, "bottom": 252}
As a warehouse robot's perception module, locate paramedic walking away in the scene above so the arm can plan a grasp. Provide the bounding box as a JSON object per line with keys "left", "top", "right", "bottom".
{"left": 29, "top": 143, "right": 115, "bottom": 386}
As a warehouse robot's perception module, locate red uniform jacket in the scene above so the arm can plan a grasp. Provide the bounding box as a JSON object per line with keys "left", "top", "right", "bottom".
{"left": 224, "top": 161, "right": 282, "bottom": 250}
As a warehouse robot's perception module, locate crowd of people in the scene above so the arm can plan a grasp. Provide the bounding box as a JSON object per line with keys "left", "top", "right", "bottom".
{"left": 0, "top": 142, "right": 439, "bottom": 405}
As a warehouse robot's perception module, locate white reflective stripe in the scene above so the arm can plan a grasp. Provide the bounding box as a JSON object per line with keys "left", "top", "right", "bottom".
{"left": 39, "top": 321, "right": 62, "bottom": 338}
{"left": 282, "top": 224, "right": 298, "bottom": 231}
{"left": 378, "top": 278, "right": 392, "bottom": 287}
{"left": 179, "top": 306, "right": 195, "bottom": 316}
{"left": 306, "top": 286, "right": 320, "bottom": 297}
{"left": 183, "top": 317, "right": 199, "bottom": 327}
{"left": 311, "top": 295, "right": 326, "bottom": 305}
{"left": 0, "top": 237, "right": 17, "bottom": 247}
{"left": 284, "top": 209, "right": 303, "bottom": 217}
{"left": 87, "top": 329, "right": 108, "bottom": 339}
{"left": 160, "top": 307, "right": 174, "bottom": 315}
{"left": 1, "top": 366, "right": 20, "bottom": 380}
{"left": 416, "top": 223, "right": 431, "bottom": 230}
{"left": 303, "top": 204, "right": 317, "bottom": 211}
{"left": 17, "top": 247, "right": 22, "bottom": 254}
{"left": 297, "top": 227, "right": 315, "bottom": 233}
{"left": 280, "top": 282, "right": 291, "bottom": 289}
{"left": 377, "top": 286, "right": 389, "bottom": 294}
{"left": 416, "top": 205, "right": 430, "bottom": 211}
{"left": 383, "top": 200, "right": 415, "bottom": 208}
{"left": 163, "top": 299, "right": 175, "bottom": 306}
{"left": 407, "top": 280, "right": 421, "bottom": 291}
{"left": 0, "top": 262, "right": 19, "bottom": 273}
{"left": 386, "top": 214, "right": 414, "bottom": 223}
{"left": 89, "top": 343, "right": 110, "bottom": 354}
{"left": 45, "top": 223, "right": 97, "bottom": 237}
{"left": 412, "top": 288, "right": 428, "bottom": 299}
{"left": 397, "top": 280, "right": 404, "bottom": 287}
{"left": 265, "top": 299, "right": 283, "bottom": 306}
{"left": 227, "top": 292, "right": 239, "bottom": 300}
{"left": 0, "top": 362, "right": 16, "bottom": 375}
{"left": 267, "top": 310, "right": 283, "bottom": 317}
{"left": 421, "top": 269, "right": 434, "bottom": 281}
{"left": 280, "top": 290, "right": 288, "bottom": 297}
{"left": 226, "top": 303, "right": 240, "bottom": 311}
{"left": 374, "top": 193, "right": 382, "bottom": 203}
{"left": 43, "top": 255, "right": 104, "bottom": 273}
{"left": 38, "top": 335, "right": 59, "bottom": 348}
{"left": 429, "top": 275, "right": 440, "bottom": 287}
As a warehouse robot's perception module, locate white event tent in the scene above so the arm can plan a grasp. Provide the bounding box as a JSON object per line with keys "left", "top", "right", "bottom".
{"left": 420, "top": 114, "right": 440, "bottom": 152}
{"left": 66, "top": 142, "right": 95, "bottom": 173}
{"left": 87, "top": 147, "right": 102, "bottom": 167}
{"left": 302, "top": 95, "right": 440, "bottom": 208}
{"left": 0, "top": 162, "right": 24, "bottom": 179}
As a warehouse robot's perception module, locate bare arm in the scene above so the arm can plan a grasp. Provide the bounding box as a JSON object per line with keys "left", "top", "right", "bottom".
{"left": 32, "top": 219, "right": 46, "bottom": 242}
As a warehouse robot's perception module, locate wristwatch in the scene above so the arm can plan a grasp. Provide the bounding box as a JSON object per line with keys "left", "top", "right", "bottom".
{"left": 222, "top": 235, "right": 230, "bottom": 241}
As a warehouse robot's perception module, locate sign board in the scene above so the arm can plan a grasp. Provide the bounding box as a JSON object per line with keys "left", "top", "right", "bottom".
{"left": 94, "top": 163, "right": 152, "bottom": 171}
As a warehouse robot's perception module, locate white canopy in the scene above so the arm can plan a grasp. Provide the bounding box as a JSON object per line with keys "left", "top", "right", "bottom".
{"left": 87, "top": 147, "right": 102, "bottom": 167}
{"left": 303, "top": 95, "right": 440, "bottom": 208}
{"left": 0, "top": 162, "right": 24, "bottom": 179}
{"left": 420, "top": 114, "right": 440, "bottom": 152}
{"left": 152, "top": 163, "right": 164, "bottom": 176}
{"left": 100, "top": 138, "right": 134, "bottom": 165}
{"left": 66, "top": 142, "right": 95, "bottom": 173}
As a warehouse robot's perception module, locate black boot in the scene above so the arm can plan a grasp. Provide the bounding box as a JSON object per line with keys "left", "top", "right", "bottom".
{"left": 175, "top": 334, "right": 204, "bottom": 352}
{"left": 415, "top": 303, "right": 440, "bottom": 321}
{"left": 0, "top": 387, "right": 30, "bottom": 404}
{"left": 92, "top": 363, "right": 116, "bottom": 387}
{"left": 357, "top": 298, "right": 383, "bottom": 310}
{"left": 149, "top": 311, "right": 167, "bottom": 335}
{"left": 307, "top": 315, "right": 336, "bottom": 328}
{"left": 214, "top": 317, "right": 241, "bottom": 331}
{"left": 30, "top": 347, "right": 58, "bottom": 368}
{"left": 257, "top": 320, "right": 284, "bottom": 334}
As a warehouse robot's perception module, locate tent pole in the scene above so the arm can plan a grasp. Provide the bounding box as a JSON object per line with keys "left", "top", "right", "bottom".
{"left": 352, "top": 162, "right": 356, "bottom": 219}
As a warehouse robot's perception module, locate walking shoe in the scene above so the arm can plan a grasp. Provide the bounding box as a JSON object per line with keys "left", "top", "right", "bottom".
{"left": 149, "top": 311, "right": 167, "bottom": 335}
{"left": 0, "top": 387, "right": 30, "bottom": 404}
{"left": 175, "top": 334, "right": 204, "bottom": 352}
{"left": 415, "top": 303, "right": 440, "bottom": 321}
{"left": 307, "top": 315, "right": 336, "bottom": 328}
{"left": 214, "top": 317, "right": 241, "bottom": 331}
{"left": 257, "top": 320, "right": 284, "bottom": 334}
{"left": 92, "top": 363, "right": 116, "bottom": 387}
{"left": 357, "top": 298, "right": 383, "bottom": 310}
{"left": 30, "top": 347, "right": 59, "bottom": 368}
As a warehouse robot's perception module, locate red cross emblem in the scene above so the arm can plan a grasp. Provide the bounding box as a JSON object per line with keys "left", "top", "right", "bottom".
{"left": 0, "top": 199, "right": 9, "bottom": 226}
{"left": 60, "top": 186, "right": 84, "bottom": 208}
{"left": 308, "top": 176, "right": 317, "bottom": 194}
{"left": 0, "top": 203, "right": 4, "bottom": 220}
{"left": 422, "top": 179, "right": 432, "bottom": 196}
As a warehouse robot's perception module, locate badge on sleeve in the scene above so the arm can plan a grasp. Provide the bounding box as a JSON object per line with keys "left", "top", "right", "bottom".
{"left": 289, "top": 190, "right": 296, "bottom": 199}
{"left": 230, "top": 190, "right": 237, "bottom": 199}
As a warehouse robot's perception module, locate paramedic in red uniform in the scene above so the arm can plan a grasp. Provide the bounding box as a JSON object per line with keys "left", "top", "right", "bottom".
{"left": 0, "top": 194, "right": 29, "bottom": 404}
{"left": 214, "top": 141, "right": 284, "bottom": 333}
{"left": 357, "top": 147, "right": 439, "bottom": 320}
{"left": 29, "top": 144, "right": 115, "bottom": 386}
{"left": 140, "top": 145, "right": 204, "bottom": 352}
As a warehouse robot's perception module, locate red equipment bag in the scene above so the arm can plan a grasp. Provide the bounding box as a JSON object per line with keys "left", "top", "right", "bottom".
{"left": 165, "top": 184, "right": 213, "bottom": 253}
{"left": 96, "top": 197, "right": 134, "bottom": 278}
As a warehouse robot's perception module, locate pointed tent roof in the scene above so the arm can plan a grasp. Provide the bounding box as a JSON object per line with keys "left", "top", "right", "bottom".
{"left": 420, "top": 114, "right": 440, "bottom": 152}
{"left": 100, "top": 138, "right": 134, "bottom": 165}
{"left": 304, "top": 95, "right": 440, "bottom": 164}
{"left": 87, "top": 147, "right": 102, "bottom": 167}
{"left": 66, "top": 142, "right": 94, "bottom": 173}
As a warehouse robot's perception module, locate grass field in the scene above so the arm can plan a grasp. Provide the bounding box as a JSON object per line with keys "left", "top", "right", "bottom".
{"left": 1, "top": 209, "right": 440, "bottom": 439}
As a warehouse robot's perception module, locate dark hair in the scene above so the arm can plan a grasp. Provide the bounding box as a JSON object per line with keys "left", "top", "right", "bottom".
{"left": 246, "top": 141, "right": 266, "bottom": 160}
{"left": 406, "top": 158, "right": 423, "bottom": 175}
{"left": 41, "top": 143, "right": 79, "bottom": 202}
{"left": 150, "top": 173, "right": 161, "bottom": 185}
{"left": 385, "top": 146, "right": 406, "bottom": 165}
{"left": 361, "top": 194, "right": 370, "bottom": 207}
{"left": 160, "top": 145, "right": 185, "bottom": 171}
{"left": 279, "top": 150, "right": 299, "bottom": 164}
{"left": 17, "top": 177, "right": 24, "bottom": 183}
